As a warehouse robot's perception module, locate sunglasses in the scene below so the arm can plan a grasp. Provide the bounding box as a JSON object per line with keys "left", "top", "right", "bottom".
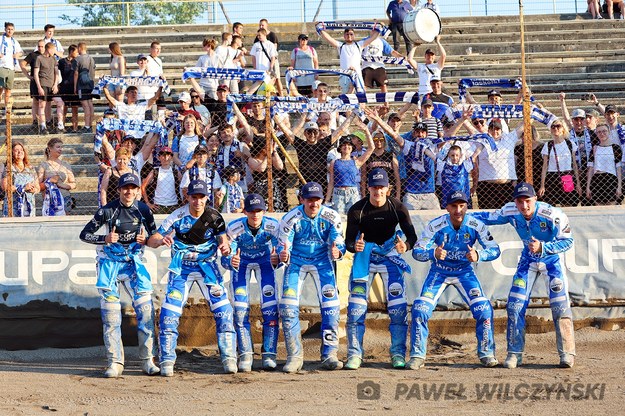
{"left": 373, "top": 137, "right": 385, "bottom": 141}
{"left": 191, "top": 95, "right": 200, "bottom": 99}
{"left": 472, "top": 120, "right": 485, "bottom": 126}
{"left": 550, "top": 124, "right": 563, "bottom": 129}
{"left": 159, "top": 152, "right": 173, "bottom": 156}
{"left": 305, "top": 129, "right": 319, "bottom": 134}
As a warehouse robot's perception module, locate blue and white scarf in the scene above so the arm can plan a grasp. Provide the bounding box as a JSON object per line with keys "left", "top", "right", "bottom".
{"left": 225, "top": 94, "right": 307, "bottom": 123}
{"left": 94, "top": 118, "right": 168, "bottom": 154}
{"left": 93, "top": 75, "right": 171, "bottom": 96}
{"left": 447, "top": 104, "right": 556, "bottom": 126}
{"left": 42, "top": 179, "right": 64, "bottom": 216}
{"left": 169, "top": 240, "right": 220, "bottom": 285}
{"left": 352, "top": 231, "right": 411, "bottom": 282}
{"left": 360, "top": 56, "right": 414, "bottom": 74}
{"left": 569, "top": 128, "right": 593, "bottom": 165}
{"left": 315, "top": 21, "right": 390, "bottom": 37}
{"left": 13, "top": 185, "right": 34, "bottom": 217}
{"left": 457, "top": 78, "right": 523, "bottom": 102}
{"left": 98, "top": 243, "right": 152, "bottom": 292}
{"left": 182, "top": 66, "right": 268, "bottom": 82}
{"left": 1, "top": 34, "right": 18, "bottom": 68}
{"left": 615, "top": 123, "right": 625, "bottom": 145}
{"left": 337, "top": 92, "right": 420, "bottom": 105}
{"left": 429, "top": 133, "right": 498, "bottom": 152}
{"left": 285, "top": 68, "right": 363, "bottom": 94}
{"left": 271, "top": 99, "right": 359, "bottom": 116}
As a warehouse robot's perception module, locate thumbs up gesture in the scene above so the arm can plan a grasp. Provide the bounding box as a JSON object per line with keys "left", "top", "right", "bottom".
{"left": 395, "top": 235, "right": 407, "bottom": 254}
{"left": 270, "top": 246, "right": 279, "bottom": 266}
{"left": 435, "top": 242, "right": 447, "bottom": 260}
{"left": 136, "top": 227, "right": 147, "bottom": 245}
{"left": 106, "top": 226, "right": 119, "bottom": 244}
{"left": 465, "top": 244, "right": 478, "bottom": 262}
{"left": 231, "top": 248, "right": 241, "bottom": 269}
{"left": 528, "top": 236, "right": 541, "bottom": 254}
{"left": 331, "top": 241, "right": 341, "bottom": 260}
{"left": 161, "top": 229, "right": 176, "bottom": 247}
{"left": 355, "top": 233, "right": 366, "bottom": 252}
{"left": 279, "top": 242, "right": 290, "bottom": 263}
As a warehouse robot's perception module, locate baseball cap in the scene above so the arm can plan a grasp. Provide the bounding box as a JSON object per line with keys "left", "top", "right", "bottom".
{"left": 513, "top": 182, "right": 537, "bottom": 199}
{"left": 187, "top": 180, "right": 209, "bottom": 196}
{"left": 178, "top": 91, "right": 191, "bottom": 103}
{"left": 446, "top": 190, "right": 469, "bottom": 205}
{"left": 487, "top": 89, "right": 502, "bottom": 97}
{"left": 137, "top": 54, "right": 148, "bottom": 61}
{"left": 297, "top": 33, "right": 309, "bottom": 40}
{"left": 571, "top": 108, "right": 586, "bottom": 119}
{"left": 300, "top": 182, "right": 324, "bottom": 199}
{"left": 387, "top": 112, "right": 401, "bottom": 121}
{"left": 413, "top": 122, "right": 428, "bottom": 131}
{"left": 367, "top": 167, "right": 389, "bottom": 187}
{"left": 425, "top": 48, "right": 435, "bottom": 55}
{"left": 158, "top": 146, "right": 173, "bottom": 155}
{"left": 103, "top": 108, "right": 116, "bottom": 116}
{"left": 193, "top": 143, "right": 209, "bottom": 154}
{"left": 488, "top": 118, "right": 503, "bottom": 130}
{"left": 244, "top": 193, "right": 266, "bottom": 211}
{"left": 339, "top": 135, "right": 353, "bottom": 147}
{"left": 217, "top": 84, "right": 230, "bottom": 92}
{"left": 121, "top": 134, "right": 140, "bottom": 143}
{"left": 605, "top": 104, "right": 618, "bottom": 113}
{"left": 304, "top": 121, "right": 319, "bottom": 131}
{"left": 118, "top": 173, "right": 141, "bottom": 189}
{"left": 421, "top": 98, "right": 434, "bottom": 107}
{"left": 586, "top": 109, "right": 600, "bottom": 118}
{"left": 430, "top": 74, "right": 441, "bottom": 82}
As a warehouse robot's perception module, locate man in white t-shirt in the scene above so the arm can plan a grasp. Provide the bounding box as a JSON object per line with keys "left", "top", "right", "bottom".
{"left": 319, "top": 26, "right": 379, "bottom": 93}
{"left": 249, "top": 28, "right": 277, "bottom": 72}
{"left": 103, "top": 85, "right": 161, "bottom": 121}
{"left": 129, "top": 54, "right": 152, "bottom": 101}
{"left": 0, "top": 22, "right": 23, "bottom": 112}
{"left": 409, "top": 36, "right": 446, "bottom": 96}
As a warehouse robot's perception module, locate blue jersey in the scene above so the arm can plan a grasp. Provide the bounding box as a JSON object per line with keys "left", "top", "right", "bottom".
{"left": 278, "top": 205, "right": 346, "bottom": 264}
{"left": 157, "top": 204, "right": 226, "bottom": 257}
{"left": 413, "top": 213, "right": 500, "bottom": 274}
{"left": 222, "top": 216, "right": 279, "bottom": 268}
{"left": 472, "top": 201, "right": 573, "bottom": 261}
{"left": 440, "top": 160, "right": 472, "bottom": 204}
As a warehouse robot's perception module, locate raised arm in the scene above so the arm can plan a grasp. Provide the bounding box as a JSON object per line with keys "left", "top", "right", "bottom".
{"left": 435, "top": 36, "right": 446, "bottom": 70}
{"left": 103, "top": 85, "right": 120, "bottom": 107}
{"left": 318, "top": 27, "right": 341, "bottom": 48}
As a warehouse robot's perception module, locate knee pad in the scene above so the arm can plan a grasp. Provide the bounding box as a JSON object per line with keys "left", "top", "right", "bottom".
{"left": 388, "top": 302, "right": 407, "bottom": 324}
{"left": 233, "top": 306, "right": 249, "bottom": 326}
{"left": 506, "top": 299, "right": 525, "bottom": 317}
{"left": 471, "top": 300, "right": 493, "bottom": 322}
{"left": 159, "top": 308, "right": 181, "bottom": 332}
{"left": 411, "top": 301, "right": 431, "bottom": 324}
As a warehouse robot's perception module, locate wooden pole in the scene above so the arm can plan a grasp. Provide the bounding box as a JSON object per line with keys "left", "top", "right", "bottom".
{"left": 272, "top": 132, "right": 306, "bottom": 185}
{"left": 5, "top": 97, "right": 13, "bottom": 217}
{"left": 265, "top": 87, "right": 274, "bottom": 212}
{"left": 519, "top": 0, "right": 533, "bottom": 184}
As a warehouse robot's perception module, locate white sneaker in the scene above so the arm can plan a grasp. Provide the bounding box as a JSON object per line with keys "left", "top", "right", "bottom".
{"left": 141, "top": 358, "right": 160, "bottom": 375}
{"left": 261, "top": 356, "right": 277, "bottom": 371}
{"left": 559, "top": 353, "right": 575, "bottom": 368}
{"left": 238, "top": 355, "right": 253, "bottom": 373}
{"left": 103, "top": 363, "right": 124, "bottom": 378}
{"left": 344, "top": 356, "right": 362, "bottom": 370}
{"left": 480, "top": 356, "right": 499, "bottom": 367}
{"left": 160, "top": 362, "right": 174, "bottom": 377}
{"left": 504, "top": 353, "right": 522, "bottom": 369}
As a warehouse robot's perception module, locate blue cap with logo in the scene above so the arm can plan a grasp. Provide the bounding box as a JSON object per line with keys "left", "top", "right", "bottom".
{"left": 117, "top": 173, "right": 141, "bottom": 189}
{"left": 446, "top": 190, "right": 469, "bottom": 205}
{"left": 187, "top": 180, "right": 209, "bottom": 196}
{"left": 301, "top": 182, "right": 324, "bottom": 199}
{"left": 244, "top": 193, "right": 265, "bottom": 211}
{"left": 368, "top": 167, "right": 389, "bottom": 187}
{"left": 513, "top": 182, "right": 536, "bottom": 199}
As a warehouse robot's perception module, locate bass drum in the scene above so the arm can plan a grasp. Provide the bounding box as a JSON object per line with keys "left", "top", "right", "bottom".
{"left": 403, "top": 8, "right": 442, "bottom": 44}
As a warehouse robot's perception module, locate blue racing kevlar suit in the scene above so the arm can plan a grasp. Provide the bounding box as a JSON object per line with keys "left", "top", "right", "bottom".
{"left": 277, "top": 205, "right": 346, "bottom": 361}
{"left": 79, "top": 200, "right": 158, "bottom": 368}
{"left": 157, "top": 205, "right": 236, "bottom": 366}
{"left": 221, "top": 216, "right": 280, "bottom": 362}
{"left": 411, "top": 213, "right": 500, "bottom": 360}
{"left": 473, "top": 202, "right": 575, "bottom": 358}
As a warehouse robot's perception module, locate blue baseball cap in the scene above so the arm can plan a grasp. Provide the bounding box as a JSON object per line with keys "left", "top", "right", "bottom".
{"left": 368, "top": 168, "right": 389, "bottom": 187}
{"left": 446, "top": 190, "right": 469, "bottom": 205}
{"left": 301, "top": 182, "right": 324, "bottom": 199}
{"left": 118, "top": 173, "right": 141, "bottom": 189}
{"left": 244, "top": 193, "right": 265, "bottom": 211}
{"left": 513, "top": 182, "right": 536, "bottom": 199}
{"left": 187, "top": 180, "right": 209, "bottom": 196}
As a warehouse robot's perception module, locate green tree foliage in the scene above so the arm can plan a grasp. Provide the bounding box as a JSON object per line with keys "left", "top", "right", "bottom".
{"left": 60, "top": 0, "right": 206, "bottom": 27}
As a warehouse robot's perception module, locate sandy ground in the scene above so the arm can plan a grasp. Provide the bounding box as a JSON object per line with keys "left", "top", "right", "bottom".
{"left": 0, "top": 326, "right": 623, "bottom": 416}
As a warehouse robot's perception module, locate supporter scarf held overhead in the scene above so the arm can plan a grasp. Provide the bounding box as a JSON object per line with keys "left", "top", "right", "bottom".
{"left": 93, "top": 75, "right": 171, "bottom": 96}
{"left": 360, "top": 56, "right": 415, "bottom": 74}
{"left": 182, "top": 67, "right": 269, "bottom": 82}
{"left": 285, "top": 68, "right": 364, "bottom": 94}
{"left": 315, "top": 21, "right": 390, "bottom": 37}
{"left": 225, "top": 94, "right": 307, "bottom": 123}
{"left": 94, "top": 118, "right": 168, "bottom": 154}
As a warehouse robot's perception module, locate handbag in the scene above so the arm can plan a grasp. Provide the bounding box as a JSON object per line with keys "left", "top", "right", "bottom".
{"left": 550, "top": 141, "right": 575, "bottom": 193}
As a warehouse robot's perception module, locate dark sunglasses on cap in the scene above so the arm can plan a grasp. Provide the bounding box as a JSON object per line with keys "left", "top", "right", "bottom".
{"left": 472, "top": 119, "right": 485, "bottom": 126}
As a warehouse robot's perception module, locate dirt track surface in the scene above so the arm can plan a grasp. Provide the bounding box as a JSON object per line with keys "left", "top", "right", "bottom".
{"left": 1, "top": 327, "right": 623, "bottom": 415}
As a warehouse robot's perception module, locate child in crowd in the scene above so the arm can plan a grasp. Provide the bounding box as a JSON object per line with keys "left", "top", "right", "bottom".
{"left": 439, "top": 144, "right": 476, "bottom": 208}
{"left": 217, "top": 165, "right": 244, "bottom": 213}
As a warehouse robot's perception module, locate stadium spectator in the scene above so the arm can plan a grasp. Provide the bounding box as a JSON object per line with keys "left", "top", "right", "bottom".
{"left": 361, "top": 29, "right": 405, "bottom": 93}
{"left": 141, "top": 146, "right": 182, "bottom": 214}
{"left": 2, "top": 142, "right": 38, "bottom": 217}
{"left": 129, "top": 54, "right": 151, "bottom": 101}
{"left": 34, "top": 42, "right": 63, "bottom": 135}
{"left": 424, "top": 74, "right": 453, "bottom": 106}
{"left": 386, "top": 0, "right": 413, "bottom": 53}
{"left": 175, "top": 92, "right": 202, "bottom": 124}
{"left": 439, "top": 144, "right": 478, "bottom": 208}
{"left": 103, "top": 84, "right": 161, "bottom": 121}
{"left": 188, "top": 79, "right": 229, "bottom": 130}
{"left": 253, "top": 19, "right": 283, "bottom": 95}
{"left": 247, "top": 135, "right": 285, "bottom": 211}
{"left": 145, "top": 40, "right": 164, "bottom": 114}
{"left": 362, "top": 130, "right": 401, "bottom": 199}
{"left": 250, "top": 28, "right": 278, "bottom": 81}
{"left": 409, "top": 37, "right": 446, "bottom": 96}
{"left": 539, "top": 119, "right": 582, "bottom": 207}
{"left": 587, "top": 123, "right": 622, "bottom": 205}
{"left": 58, "top": 44, "right": 79, "bottom": 132}
{"left": 196, "top": 37, "right": 219, "bottom": 99}
{"left": 173, "top": 114, "right": 204, "bottom": 174}
{"left": 605, "top": 0, "right": 625, "bottom": 19}
{"left": 588, "top": 0, "right": 603, "bottom": 18}
{"left": 419, "top": 98, "right": 443, "bottom": 138}
{"left": 419, "top": 0, "right": 440, "bottom": 14}
{"left": 216, "top": 165, "right": 244, "bottom": 213}
{"left": 0, "top": 22, "right": 23, "bottom": 118}
{"left": 318, "top": 27, "right": 379, "bottom": 93}
{"left": 289, "top": 34, "right": 318, "bottom": 97}
{"left": 100, "top": 147, "right": 135, "bottom": 207}
{"left": 20, "top": 40, "right": 44, "bottom": 132}
{"left": 189, "top": 88, "right": 210, "bottom": 127}
{"left": 514, "top": 126, "right": 544, "bottom": 186}
{"left": 40, "top": 24, "right": 63, "bottom": 58}
{"left": 37, "top": 138, "right": 76, "bottom": 216}
{"left": 108, "top": 42, "right": 126, "bottom": 102}
{"left": 221, "top": 35, "right": 246, "bottom": 94}
{"left": 73, "top": 42, "right": 95, "bottom": 133}
{"left": 180, "top": 142, "right": 222, "bottom": 204}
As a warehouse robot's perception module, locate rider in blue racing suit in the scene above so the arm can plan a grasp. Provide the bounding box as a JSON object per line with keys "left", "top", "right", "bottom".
{"left": 344, "top": 168, "right": 418, "bottom": 370}
{"left": 147, "top": 179, "right": 237, "bottom": 376}
{"left": 473, "top": 182, "right": 576, "bottom": 368}
{"left": 410, "top": 190, "right": 501, "bottom": 369}
{"left": 277, "top": 182, "right": 346, "bottom": 373}
{"left": 79, "top": 173, "right": 160, "bottom": 378}
{"left": 221, "top": 194, "right": 280, "bottom": 372}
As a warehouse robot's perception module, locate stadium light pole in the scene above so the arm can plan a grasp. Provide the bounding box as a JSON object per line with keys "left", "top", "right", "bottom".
{"left": 519, "top": 0, "right": 533, "bottom": 185}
